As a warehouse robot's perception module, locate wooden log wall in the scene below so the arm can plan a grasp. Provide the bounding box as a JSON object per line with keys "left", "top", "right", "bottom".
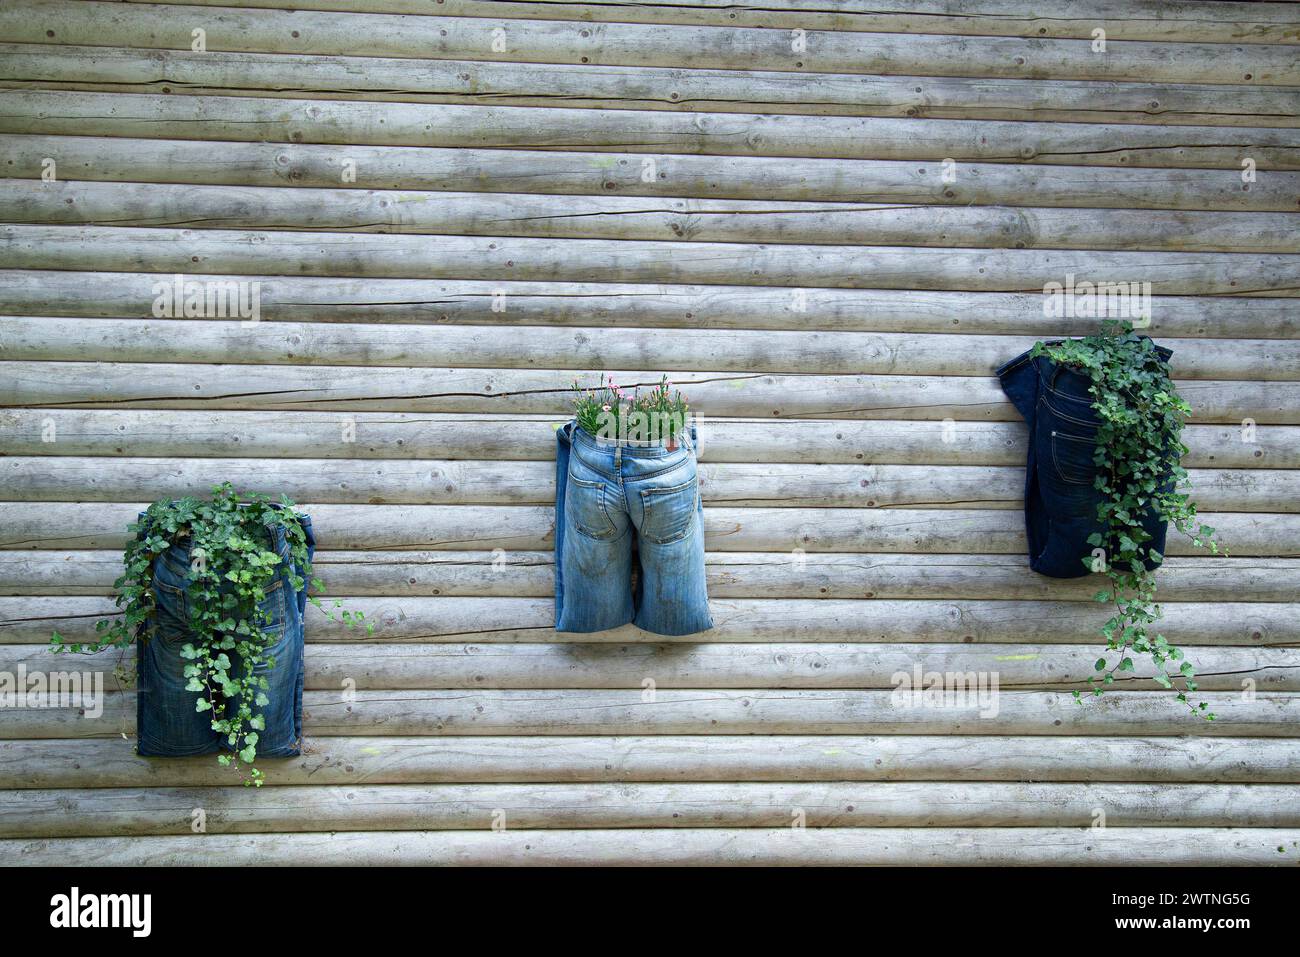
{"left": 0, "top": 0, "right": 1298, "bottom": 866}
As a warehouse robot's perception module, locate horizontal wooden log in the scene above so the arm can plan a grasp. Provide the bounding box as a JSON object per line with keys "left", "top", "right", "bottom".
{"left": 1, "top": 823, "right": 1295, "bottom": 866}
{"left": 10, "top": 3, "right": 1295, "bottom": 85}
{"left": 5, "top": 91, "right": 1299, "bottom": 170}
{"left": 9, "top": 826, "right": 1299, "bottom": 866}
{"left": 1, "top": 689, "right": 1293, "bottom": 739}
{"left": 5, "top": 43, "right": 1294, "bottom": 128}
{"left": 0, "top": 503, "right": 1292, "bottom": 555}
{"left": 8, "top": 225, "right": 1297, "bottom": 294}
{"left": 4, "top": 594, "right": 1292, "bottom": 646}
{"left": 4, "top": 271, "right": 1297, "bottom": 338}
{"left": 2, "top": 411, "right": 1296, "bottom": 470}
{"left": 5, "top": 363, "right": 1297, "bottom": 424}
{"left": 8, "top": 136, "right": 1300, "bottom": 212}
{"left": 174, "top": 639, "right": 1300, "bottom": 695}
{"left": 3, "top": 550, "right": 1297, "bottom": 603}
{"left": 6, "top": 735, "right": 1298, "bottom": 788}
{"left": 7, "top": 641, "right": 1295, "bottom": 691}
{"left": 6, "top": 319, "right": 1299, "bottom": 382}
{"left": 10, "top": 180, "right": 1300, "bottom": 252}
{"left": 2, "top": 455, "right": 1294, "bottom": 513}
{"left": 3, "top": 782, "right": 1298, "bottom": 838}
{"left": 101, "top": 0, "right": 1300, "bottom": 45}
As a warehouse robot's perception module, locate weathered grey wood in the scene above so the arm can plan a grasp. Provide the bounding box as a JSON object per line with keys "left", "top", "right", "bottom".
{"left": 7, "top": 641, "right": 1295, "bottom": 691}
{"left": 6, "top": 319, "right": 1298, "bottom": 382}
{"left": 1, "top": 503, "right": 1291, "bottom": 555}
{"left": 141, "top": 0, "right": 1300, "bottom": 45}
{"left": 1, "top": 689, "right": 1293, "bottom": 739}
{"left": 5, "top": 594, "right": 1292, "bottom": 646}
{"left": 10, "top": 3, "right": 1296, "bottom": 85}
{"left": 8, "top": 225, "right": 1297, "bottom": 294}
{"left": 4, "top": 782, "right": 1298, "bottom": 838}
{"left": 5, "top": 270, "right": 1296, "bottom": 338}
{"left": 3, "top": 455, "right": 1294, "bottom": 513}
{"left": 6, "top": 43, "right": 1294, "bottom": 127}
{"left": 6, "top": 735, "right": 1298, "bottom": 788}
{"left": 3, "top": 550, "right": 1297, "bottom": 604}
{"left": 8, "top": 826, "right": 1300, "bottom": 866}
{"left": 2, "top": 0, "right": 1298, "bottom": 866}
{"left": 9, "top": 136, "right": 1300, "bottom": 211}
{"left": 269, "top": 639, "right": 1299, "bottom": 693}
{"left": 11, "top": 180, "right": 1300, "bottom": 252}
{"left": 2, "top": 411, "right": 1295, "bottom": 470}
{"left": 100, "top": 0, "right": 1300, "bottom": 45}
{"left": 5, "top": 362, "right": 1297, "bottom": 424}
{"left": 6, "top": 91, "right": 1300, "bottom": 169}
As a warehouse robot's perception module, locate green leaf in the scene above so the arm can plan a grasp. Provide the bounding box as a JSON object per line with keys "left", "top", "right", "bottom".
{"left": 1035, "top": 323, "right": 1216, "bottom": 721}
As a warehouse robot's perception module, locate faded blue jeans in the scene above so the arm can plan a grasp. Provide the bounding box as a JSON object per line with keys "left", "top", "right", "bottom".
{"left": 136, "top": 514, "right": 312, "bottom": 757}
{"left": 555, "top": 421, "right": 713, "bottom": 636}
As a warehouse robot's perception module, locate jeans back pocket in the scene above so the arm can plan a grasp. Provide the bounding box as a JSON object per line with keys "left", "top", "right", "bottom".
{"left": 640, "top": 474, "right": 698, "bottom": 545}
{"left": 151, "top": 547, "right": 194, "bottom": 642}
{"left": 567, "top": 469, "right": 619, "bottom": 541}
{"left": 255, "top": 574, "right": 288, "bottom": 633}
{"left": 1051, "top": 428, "right": 1102, "bottom": 486}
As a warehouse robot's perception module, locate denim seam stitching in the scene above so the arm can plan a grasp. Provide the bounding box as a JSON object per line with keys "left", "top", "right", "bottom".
{"left": 635, "top": 459, "right": 695, "bottom": 482}
{"left": 640, "top": 517, "right": 696, "bottom": 547}
{"left": 639, "top": 477, "right": 698, "bottom": 544}
{"left": 1050, "top": 434, "right": 1096, "bottom": 487}
{"left": 1039, "top": 395, "right": 1099, "bottom": 428}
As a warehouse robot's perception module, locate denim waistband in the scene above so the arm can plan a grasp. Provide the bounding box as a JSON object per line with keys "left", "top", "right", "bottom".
{"left": 570, "top": 420, "right": 696, "bottom": 457}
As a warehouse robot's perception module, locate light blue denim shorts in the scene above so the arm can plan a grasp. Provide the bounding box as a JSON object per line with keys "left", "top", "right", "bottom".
{"left": 555, "top": 421, "right": 713, "bottom": 636}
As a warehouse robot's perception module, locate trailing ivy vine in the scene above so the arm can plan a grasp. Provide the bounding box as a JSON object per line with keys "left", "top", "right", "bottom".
{"left": 1032, "top": 321, "right": 1222, "bottom": 719}
{"left": 51, "top": 484, "right": 369, "bottom": 784}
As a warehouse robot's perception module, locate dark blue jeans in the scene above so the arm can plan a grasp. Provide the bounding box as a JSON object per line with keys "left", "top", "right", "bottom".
{"left": 997, "top": 346, "right": 1171, "bottom": 579}
{"left": 136, "top": 515, "right": 312, "bottom": 757}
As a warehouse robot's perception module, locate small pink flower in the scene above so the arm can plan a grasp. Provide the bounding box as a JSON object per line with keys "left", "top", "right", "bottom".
{"left": 601, "top": 404, "right": 611, "bottom": 412}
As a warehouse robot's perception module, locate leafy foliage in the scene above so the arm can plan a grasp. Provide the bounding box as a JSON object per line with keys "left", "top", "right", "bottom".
{"left": 573, "top": 374, "right": 690, "bottom": 443}
{"left": 51, "top": 484, "right": 370, "bottom": 784}
{"left": 1032, "top": 321, "right": 1222, "bottom": 719}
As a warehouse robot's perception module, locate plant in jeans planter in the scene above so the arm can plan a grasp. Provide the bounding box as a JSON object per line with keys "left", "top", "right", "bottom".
{"left": 573, "top": 374, "right": 690, "bottom": 446}
{"left": 51, "top": 483, "right": 369, "bottom": 785}
{"left": 1031, "top": 321, "right": 1223, "bottom": 718}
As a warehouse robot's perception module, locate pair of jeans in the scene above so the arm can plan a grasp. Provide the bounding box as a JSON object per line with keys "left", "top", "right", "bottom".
{"left": 136, "top": 514, "right": 313, "bottom": 757}
{"left": 555, "top": 421, "right": 713, "bottom": 636}
{"left": 997, "top": 344, "right": 1171, "bottom": 579}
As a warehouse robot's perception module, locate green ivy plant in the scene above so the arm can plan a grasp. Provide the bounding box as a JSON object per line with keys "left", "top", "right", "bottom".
{"left": 1032, "top": 321, "right": 1222, "bottom": 719}
{"left": 51, "top": 484, "right": 370, "bottom": 785}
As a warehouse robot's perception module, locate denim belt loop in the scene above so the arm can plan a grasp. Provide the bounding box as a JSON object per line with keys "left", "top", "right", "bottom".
{"left": 613, "top": 444, "right": 622, "bottom": 472}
